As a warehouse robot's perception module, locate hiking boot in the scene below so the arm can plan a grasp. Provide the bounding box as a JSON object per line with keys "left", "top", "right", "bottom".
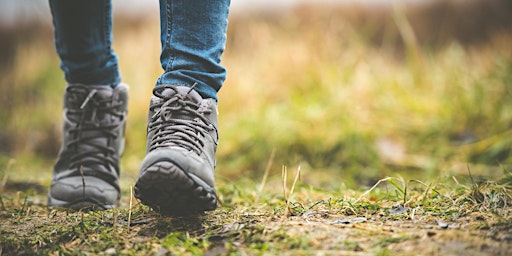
{"left": 134, "top": 85, "right": 218, "bottom": 215}
{"left": 48, "top": 83, "right": 129, "bottom": 210}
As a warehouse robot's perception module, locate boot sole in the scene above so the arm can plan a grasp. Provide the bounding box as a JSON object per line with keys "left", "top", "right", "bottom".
{"left": 134, "top": 161, "right": 217, "bottom": 215}
{"left": 47, "top": 195, "right": 116, "bottom": 211}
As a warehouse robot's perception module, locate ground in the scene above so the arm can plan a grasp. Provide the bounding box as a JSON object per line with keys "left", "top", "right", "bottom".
{"left": 1, "top": 174, "right": 511, "bottom": 255}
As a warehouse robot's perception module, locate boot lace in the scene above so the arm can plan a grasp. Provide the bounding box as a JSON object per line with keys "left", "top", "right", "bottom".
{"left": 148, "top": 85, "right": 212, "bottom": 155}
{"left": 66, "top": 85, "right": 125, "bottom": 174}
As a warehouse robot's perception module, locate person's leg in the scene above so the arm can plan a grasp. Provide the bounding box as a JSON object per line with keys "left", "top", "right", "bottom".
{"left": 47, "top": 0, "right": 128, "bottom": 210}
{"left": 156, "top": 0, "right": 230, "bottom": 100}
{"left": 49, "top": 0, "right": 120, "bottom": 86}
{"left": 135, "top": 0, "right": 230, "bottom": 215}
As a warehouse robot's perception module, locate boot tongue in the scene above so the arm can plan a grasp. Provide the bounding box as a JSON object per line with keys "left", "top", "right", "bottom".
{"left": 65, "top": 86, "right": 117, "bottom": 125}
{"left": 65, "top": 85, "right": 113, "bottom": 109}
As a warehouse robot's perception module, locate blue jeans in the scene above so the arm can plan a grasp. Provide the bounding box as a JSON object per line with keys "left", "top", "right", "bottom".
{"left": 49, "top": 0, "right": 230, "bottom": 100}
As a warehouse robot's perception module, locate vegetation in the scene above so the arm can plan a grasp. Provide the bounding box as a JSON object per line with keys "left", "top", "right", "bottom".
{"left": 1, "top": 1, "right": 511, "bottom": 255}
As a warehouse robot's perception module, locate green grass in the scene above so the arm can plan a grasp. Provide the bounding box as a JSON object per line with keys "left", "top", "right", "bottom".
{"left": 1, "top": 3, "right": 512, "bottom": 255}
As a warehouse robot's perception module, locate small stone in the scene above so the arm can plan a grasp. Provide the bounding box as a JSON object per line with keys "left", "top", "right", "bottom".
{"left": 501, "top": 234, "right": 512, "bottom": 242}
{"left": 331, "top": 218, "right": 351, "bottom": 225}
{"left": 156, "top": 247, "right": 168, "bottom": 256}
{"left": 104, "top": 248, "right": 116, "bottom": 255}
{"left": 352, "top": 217, "right": 368, "bottom": 223}
{"left": 389, "top": 205, "right": 407, "bottom": 215}
{"left": 427, "top": 231, "right": 436, "bottom": 237}
{"left": 436, "top": 219, "right": 449, "bottom": 229}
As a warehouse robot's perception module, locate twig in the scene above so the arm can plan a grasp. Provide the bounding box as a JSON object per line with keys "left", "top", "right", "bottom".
{"left": 258, "top": 148, "right": 276, "bottom": 194}
{"left": 1, "top": 159, "right": 16, "bottom": 193}
{"left": 128, "top": 185, "right": 133, "bottom": 232}
{"left": 15, "top": 191, "right": 21, "bottom": 208}
{"left": 281, "top": 165, "right": 287, "bottom": 199}
{"left": 281, "top": 165, "right": 288, "bottom": 217}
{"left": 288, "top": 166, "right": 301, "bottom": 204}
{"left": 79, "top": 165, "right": 86, "bottom": 199}
{"left": 21, "top": 194, "right": 28, "bottom": 215}
{"left": 78, "top": 165, "right": 86, "bottom": 230}
{"left": 0, "top": 172, "right": 7, "bottom": 193}
{"left": 282, "top": 165, "right": 302, "bottom": 216}
{"left": 452, "top": 176, "right": 460, "bottom": 185}
{"left": 80, "top": 211, "right": 85, "bottom": 230}
{"left": 113, "top": 210, "right": 118, "bottom": 238}
{"left": 467, "top": 164, "right": 476, "bottom": 185}
{"left": 287, "top": 166, "right": 302, "bottom": 216}
{"left": 0, "top": 196, "right": 5, "bottom": 211}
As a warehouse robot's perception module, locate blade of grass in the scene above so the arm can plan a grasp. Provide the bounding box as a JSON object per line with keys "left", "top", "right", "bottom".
{"left": 287, "top": 166, "right": 301, "bottom": 216}
{"left": 257, "top": 148, "right": 276, "bottom": 196}
{"left": 356, "top": 177, "right": 394, "bottom": 203}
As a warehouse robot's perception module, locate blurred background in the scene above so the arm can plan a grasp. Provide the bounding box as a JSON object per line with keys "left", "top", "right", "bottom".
{"left": 0, "top": 0, "right": 511, "bottom": 195}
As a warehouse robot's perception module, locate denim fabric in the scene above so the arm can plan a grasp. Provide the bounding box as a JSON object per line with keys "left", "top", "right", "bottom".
{"left": 49, "top": 0, "right": 120, "bottom": 86}
{"left": 157, "top": 0, "right": 230, "bottom": 100}
{"left": 49, "top": 0, "right": 230, "bottom": 99}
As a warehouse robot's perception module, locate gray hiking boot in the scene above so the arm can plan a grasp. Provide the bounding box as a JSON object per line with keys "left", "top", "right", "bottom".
{"left": 134, "top": 85, "right": 218, "bottom": 215}
{"left": 48, "top": 83, "right": 129, "bottom": 210}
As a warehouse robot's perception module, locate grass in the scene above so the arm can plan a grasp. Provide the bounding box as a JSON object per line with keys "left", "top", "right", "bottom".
{"left": 1, "top": 173, "right": 511, "bottom": 255}
{"left": 1, "top": 1, "right": 512, "bottom": 255}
